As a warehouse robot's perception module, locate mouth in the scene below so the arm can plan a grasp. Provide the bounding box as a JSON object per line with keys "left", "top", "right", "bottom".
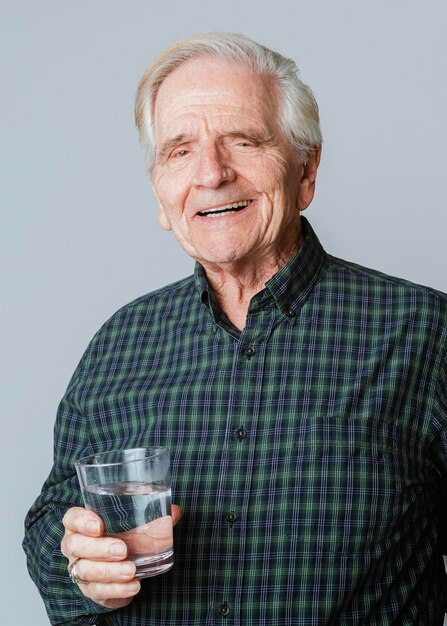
{"left": 197, "top": 199, "right": 252, "bottom": 217}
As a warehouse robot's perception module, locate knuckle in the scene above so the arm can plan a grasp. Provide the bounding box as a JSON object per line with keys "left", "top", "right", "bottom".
{"left": 62, "top": 510, "right": 70, "bottom": 527}
{"left": 60, "top": 536, "right": 69, "bottom": 557}
{"left": 65, "top": 534, "right": 83, "bottom": 558}
{"left": 95, "top": 582, "right": 115, "bottom": 600}
{"left": 62, "top": 506, "right": 84, "bottom": 532}
{"left": 98, "top": 562, "right": 112, "bottom": 581}
{"left": 76, "top": 560, "right": 88, "bottom": 581}
{"left": 61, "top": 534, "right": 74, "bottom": 557}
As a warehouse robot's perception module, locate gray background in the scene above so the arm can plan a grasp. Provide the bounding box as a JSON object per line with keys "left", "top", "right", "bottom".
{"left": 2, "top": 1, "right": 446, "bottom": 623}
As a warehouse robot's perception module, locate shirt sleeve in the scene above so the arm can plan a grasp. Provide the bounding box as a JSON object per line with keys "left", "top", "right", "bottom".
{"left": 22, "top": 345, "right": 115, "bottom": 626}
{"left": 428, "top": 336, "right": 447, "bottom": 555}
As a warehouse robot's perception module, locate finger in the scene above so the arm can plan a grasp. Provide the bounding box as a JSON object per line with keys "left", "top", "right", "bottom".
{"left": 82, "top": 579, "right": 141, "bottom": 604}
{"left": 75, "top": 558, "right": 136, "bottom": 584}
{"left": 62, "top": 533, "right": 128, "bottom": 562}
{"left": 172, "top": 504, "right": 182, "bottom": 527}
{"left": 63, "top": 507, "right": 104, "bottom": 537}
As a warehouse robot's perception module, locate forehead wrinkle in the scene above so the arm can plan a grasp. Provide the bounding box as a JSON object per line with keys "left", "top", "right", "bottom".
{"left": 156, "top": 107, "right": 277, "bottom": 146}
{"left": 155, "top": 86, "right": 276, "bottom": 131}
{"left": 158, "top": 100, "right": 266, "bottom": 129}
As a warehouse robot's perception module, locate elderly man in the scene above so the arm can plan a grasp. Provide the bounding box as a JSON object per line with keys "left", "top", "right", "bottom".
{"left": 24, "top": 33, "right": 447, "bottom": 625}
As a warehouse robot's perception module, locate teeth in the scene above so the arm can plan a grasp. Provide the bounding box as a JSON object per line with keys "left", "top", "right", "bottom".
{"left": 199, "top": 200, "right": 251, "bottom": 216}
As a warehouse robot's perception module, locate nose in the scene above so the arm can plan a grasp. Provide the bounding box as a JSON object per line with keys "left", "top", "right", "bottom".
{"left": 191, "top": 144, "right": 235, "bottom": 188}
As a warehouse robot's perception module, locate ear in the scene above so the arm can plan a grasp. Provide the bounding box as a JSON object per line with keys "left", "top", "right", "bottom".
{"left": 296, "top": 145, "right": 321, "bottom": 212}
{"left": 158, "top": 203, "right": 172, "bottom": 231}
{"left": 152, "top": 184, "right": 172, "bottom": 231}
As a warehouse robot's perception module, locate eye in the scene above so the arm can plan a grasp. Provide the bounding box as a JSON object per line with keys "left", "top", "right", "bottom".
{"left": 233, "top": 139, "right": 260, "bottom": 149}
{"left": 172, "top": 149, "right": 189, "bottom": 158}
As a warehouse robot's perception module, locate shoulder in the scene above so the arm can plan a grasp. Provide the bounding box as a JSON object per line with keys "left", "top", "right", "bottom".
{"left": 102, "top": 274, "right": 198, "bottom": 327}
{"left": 323, "top": 255, "right": 447, "bottom": 351}
{"left": 70, "top": 274, "right": 199, "bottom": 385}
{"left": 327, "top": 254, "right": 447, "bottom": 309}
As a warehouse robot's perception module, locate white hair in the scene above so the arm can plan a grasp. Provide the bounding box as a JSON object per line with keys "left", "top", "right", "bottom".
{"left": 135, "top": 32, "right": 322, "bottom": 167}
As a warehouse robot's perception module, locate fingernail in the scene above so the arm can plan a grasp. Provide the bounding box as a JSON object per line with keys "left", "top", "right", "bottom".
{"left": 121, "top": 564, "right": 136, "bottom": 577}
{"left": 110, "top": 542, "right": 126, "bottom": 556}
{"left": 129, "top": 580, "right": 141, "bottom": 592}
{"left": 86, "top": 520, "right": 100, "bottom": 534}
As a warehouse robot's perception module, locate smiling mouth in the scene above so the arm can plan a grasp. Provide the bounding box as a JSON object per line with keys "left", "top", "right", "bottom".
{"left": 197, "top": 199, "right": 252, "bottom": 217}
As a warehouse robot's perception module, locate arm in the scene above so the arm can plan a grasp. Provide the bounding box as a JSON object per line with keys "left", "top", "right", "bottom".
{"left": 22, "top": 351, "right": 118, "bottom": 625}
{"left": 23, "top": 345, "right": 182, "bottom": 624}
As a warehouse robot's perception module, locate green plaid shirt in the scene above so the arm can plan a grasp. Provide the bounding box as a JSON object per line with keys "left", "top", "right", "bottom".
{"left": 24, "top": 218, "right": 447, "bottom": 625}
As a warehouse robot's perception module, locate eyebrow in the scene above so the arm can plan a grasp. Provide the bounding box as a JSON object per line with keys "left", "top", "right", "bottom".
{"left": 156, "top": 128, "right": 275, "bottom": 162}
{"left": 224, "top": 129, "right": 274, "bottom": 144}
{"left": 157, "top": 134, "right": 192, "bottom": 160}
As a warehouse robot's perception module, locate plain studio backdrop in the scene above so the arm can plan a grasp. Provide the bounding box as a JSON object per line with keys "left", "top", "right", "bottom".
{"left": 1, "top": 1, "right": 446, "bottom": 623}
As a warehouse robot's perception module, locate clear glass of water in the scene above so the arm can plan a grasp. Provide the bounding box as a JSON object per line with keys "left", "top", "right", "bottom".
{"left": 75, "top": 447, "right": 173, "bottom": 579}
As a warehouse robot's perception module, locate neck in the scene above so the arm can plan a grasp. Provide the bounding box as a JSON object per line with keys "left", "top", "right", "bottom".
{"left": 202, "top": 234, "right": 303, "bottom": 330}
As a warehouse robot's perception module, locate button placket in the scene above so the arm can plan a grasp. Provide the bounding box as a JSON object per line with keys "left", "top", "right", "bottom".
{"left": 214, "top": 314, "right": 272, "bottom": 621}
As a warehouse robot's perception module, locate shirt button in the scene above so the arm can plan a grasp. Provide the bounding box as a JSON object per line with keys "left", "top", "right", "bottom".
{"left": 286, "top": 307, "right": 295, "bottom": 317}
{"left": 236, "top": 427, "right": 247, "bottom": 440}
{"left": 218, "top": 602, "right": 230, "bottom": 616}
{"left": 245, "top": 346, "right": 256, "bottom": 357}
{"left": 226, "top": 512, "right": 237, "bottom": 524}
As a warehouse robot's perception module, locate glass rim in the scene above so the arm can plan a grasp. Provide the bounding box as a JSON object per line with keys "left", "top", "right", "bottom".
{"left": 75, "top": 446, "right": 169, "bottom": 469}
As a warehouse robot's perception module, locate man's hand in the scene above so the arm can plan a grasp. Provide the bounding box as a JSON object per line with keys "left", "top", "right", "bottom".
{"left": 61, "top": 505, "right": 182, "bottom": 609}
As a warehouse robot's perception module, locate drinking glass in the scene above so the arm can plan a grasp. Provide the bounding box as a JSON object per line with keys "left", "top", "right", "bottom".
{"left": 75, "top": 447, "right": 173, "bottom": 579}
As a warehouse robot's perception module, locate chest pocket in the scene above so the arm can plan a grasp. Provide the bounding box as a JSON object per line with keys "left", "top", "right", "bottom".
{"left": 251, "top": 410, "right": 431, "bottom": 556}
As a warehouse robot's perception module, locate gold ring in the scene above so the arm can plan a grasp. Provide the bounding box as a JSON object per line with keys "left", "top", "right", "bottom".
{"left": 68, "top": 557, "right": 90, "bottom": 586}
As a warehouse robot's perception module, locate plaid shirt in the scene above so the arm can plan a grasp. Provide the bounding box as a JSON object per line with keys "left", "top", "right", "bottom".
{"left": 24, "top": 218, "right": 447, "bottom": 625}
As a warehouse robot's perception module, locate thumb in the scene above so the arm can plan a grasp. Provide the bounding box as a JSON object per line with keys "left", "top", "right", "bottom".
{"left": 172, "top": 504, "right": 182, "bottom": 527}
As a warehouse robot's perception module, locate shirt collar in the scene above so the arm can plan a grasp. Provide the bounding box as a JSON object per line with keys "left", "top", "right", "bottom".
{"left": 195, "top": 217, "right": 328, "bottom": 321}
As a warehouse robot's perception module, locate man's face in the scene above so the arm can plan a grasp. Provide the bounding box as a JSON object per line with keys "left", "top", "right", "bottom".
{"left": 151, "top": 56, "right": 317, "bottom": 269}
